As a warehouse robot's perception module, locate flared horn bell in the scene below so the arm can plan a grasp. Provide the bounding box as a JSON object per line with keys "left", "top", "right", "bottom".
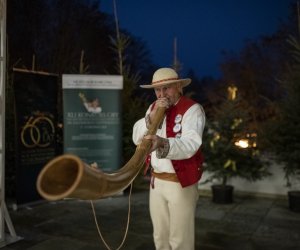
{"left": 36, "top": 107, "right": 166, "bottom": 201}
{"left": 36, "top": 154, "right": 108, "bottom": 201}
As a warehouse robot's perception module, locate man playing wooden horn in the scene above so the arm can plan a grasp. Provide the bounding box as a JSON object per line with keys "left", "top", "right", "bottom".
{"left": 132, "top": 68, "right": 206, "bottom": 250}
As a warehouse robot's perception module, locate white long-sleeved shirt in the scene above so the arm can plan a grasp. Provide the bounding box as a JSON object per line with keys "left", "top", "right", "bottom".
{"left": 132, "top": 102, "right": 205, "bottom": 173}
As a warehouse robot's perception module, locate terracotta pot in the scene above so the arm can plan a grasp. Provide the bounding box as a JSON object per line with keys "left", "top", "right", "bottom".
{"left": 211, "top": 184, "right": 234, "bottom": 204}
{"left": 288, "top": 190, "right": 300, "bottom": 212}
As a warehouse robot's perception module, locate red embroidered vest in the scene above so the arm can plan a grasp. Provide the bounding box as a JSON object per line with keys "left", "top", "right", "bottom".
{"left": 166, "top": 96, "right": 204, "bottom": 187}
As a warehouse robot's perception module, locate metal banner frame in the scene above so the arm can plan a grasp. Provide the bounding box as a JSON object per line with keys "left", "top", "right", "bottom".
{"left": 0, "top": 0, "right": 21, "bottom": 247}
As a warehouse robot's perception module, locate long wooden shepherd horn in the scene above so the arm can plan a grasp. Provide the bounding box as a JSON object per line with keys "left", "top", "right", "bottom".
{"left": 36, "top": 107, "right": 166, "bottom": 201}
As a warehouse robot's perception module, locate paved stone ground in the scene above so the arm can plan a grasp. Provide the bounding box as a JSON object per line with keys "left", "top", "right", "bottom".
{"left": 1, "top": 188, "right": 300, "bottom": 250}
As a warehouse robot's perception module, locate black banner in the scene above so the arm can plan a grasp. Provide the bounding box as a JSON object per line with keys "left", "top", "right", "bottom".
{"left": 13, "top": 69, "right": 59, "bottom": 204}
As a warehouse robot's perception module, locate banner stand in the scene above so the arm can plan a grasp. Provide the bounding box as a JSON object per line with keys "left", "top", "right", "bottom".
{"left": 0, "top": 201, "right": 22, "bottom": 248}
{"left": 0, "top": 0, "right": 22, "bottom": 247}
{"left": 62, "top": 74, "right": 123, "bottom": 173}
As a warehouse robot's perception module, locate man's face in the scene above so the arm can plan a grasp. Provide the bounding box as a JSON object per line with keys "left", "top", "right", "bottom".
{"left": 154, "top": 83, "right": 182, "bottom": 106}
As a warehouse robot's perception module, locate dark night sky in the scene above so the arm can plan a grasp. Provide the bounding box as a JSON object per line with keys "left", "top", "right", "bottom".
{"left": 101, "top": 0, "right": 294, "bottom": 78}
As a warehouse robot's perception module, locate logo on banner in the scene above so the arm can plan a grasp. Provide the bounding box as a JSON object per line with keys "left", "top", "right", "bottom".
{"left": 21, "top": 113, "right": 55, "bottom": 148}
{"left": 79, "top": 92, "right": 102, "bottom": 113}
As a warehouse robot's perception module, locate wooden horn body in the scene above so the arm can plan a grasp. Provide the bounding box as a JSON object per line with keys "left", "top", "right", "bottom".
{"left": 36, "top": 107, "right": 166, "bottom": 201}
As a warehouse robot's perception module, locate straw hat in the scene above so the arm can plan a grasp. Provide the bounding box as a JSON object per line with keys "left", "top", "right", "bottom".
{"left": 140, "top": 68, "right": 191, "bottom": 89}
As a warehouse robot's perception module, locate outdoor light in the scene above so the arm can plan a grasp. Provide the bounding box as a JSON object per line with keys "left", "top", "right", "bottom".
{"left": 235, "top": 139, "right": 249, "bottom": 148}
{"left": 227, "top": 85, "right": 238, "bottom": 100}
{"left": 234, "top": 133, "right": 257, "bottom": 149}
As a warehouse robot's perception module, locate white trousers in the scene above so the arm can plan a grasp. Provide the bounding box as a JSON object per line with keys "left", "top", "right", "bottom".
{"left": 149, "top": 178, "right": 199, "bottom": 250}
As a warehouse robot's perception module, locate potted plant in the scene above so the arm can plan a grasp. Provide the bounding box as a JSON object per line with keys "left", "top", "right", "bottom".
{"left": 262, "top": 35, "right": 300, "bottom": 212}
{"left": 202, "top": 86, "right": 271, "bottom": 204}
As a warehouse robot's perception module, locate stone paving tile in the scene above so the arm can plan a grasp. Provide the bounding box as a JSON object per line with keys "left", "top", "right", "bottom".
{"left": 26, "top": 237, "right": 87, "bottom": 250}
{"left": 2, "top": 190, "right": 300, "bottom": 250}
{"left": 200, "top": 232, "right": 254, "bottom": 250}
{"left": 196, "top": 197, "right": 236, "bottom": 222}
{"left": 253, "top": 220, "right": 300, "bottom": 246}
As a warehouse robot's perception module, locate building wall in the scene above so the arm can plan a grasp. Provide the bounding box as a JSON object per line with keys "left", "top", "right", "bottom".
{"left": 198, "top": 163, "right": 299, "bottom": 198}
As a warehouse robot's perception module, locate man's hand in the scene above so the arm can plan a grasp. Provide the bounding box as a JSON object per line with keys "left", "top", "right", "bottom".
{"left": 144, "top": 135, "right": 164, "bottom": 153}
{"left": 149, "top": 98, "right": 170, "bottom": 122}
